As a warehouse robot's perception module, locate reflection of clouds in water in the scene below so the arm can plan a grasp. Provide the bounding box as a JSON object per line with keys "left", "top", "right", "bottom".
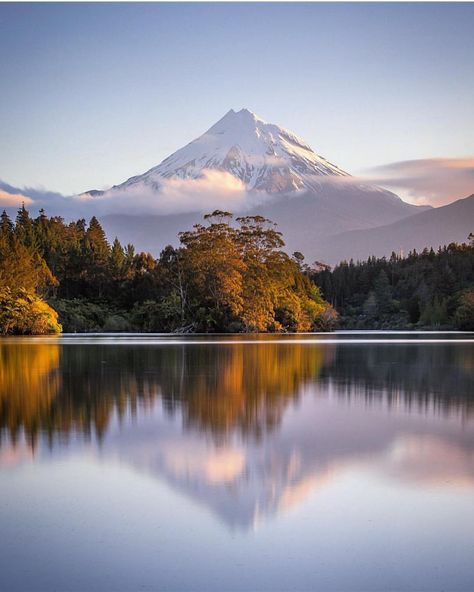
{"left": 162, "top": 442, "right": 245, "bottom": 485}
{"left": 385, "top": 435, "right": 474, "bottom": 488}
{"left": 0, "top": 440, "right": 34, "bottom": 467}
{"left": 277, "top": 472, "right": 332, "bottom": 515}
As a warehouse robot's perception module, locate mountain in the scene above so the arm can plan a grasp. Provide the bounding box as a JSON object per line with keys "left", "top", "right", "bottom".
{"left": 315, "top": 194, "right": 474, "bottom": 264}
{"left": 84, "top": 108, "right": 349, "bottom": 197}
{"left": 91, "top": 108, "right": 427, "bottom": 260}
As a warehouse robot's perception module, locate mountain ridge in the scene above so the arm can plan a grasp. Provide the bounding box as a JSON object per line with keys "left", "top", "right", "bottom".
{"left": 313, "top": 194, "right": 474, "bottom": 264}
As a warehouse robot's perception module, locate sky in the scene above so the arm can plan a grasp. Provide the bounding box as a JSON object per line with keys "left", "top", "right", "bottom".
{"left": 1, "top": 2, "right": 473, "bottom": 202}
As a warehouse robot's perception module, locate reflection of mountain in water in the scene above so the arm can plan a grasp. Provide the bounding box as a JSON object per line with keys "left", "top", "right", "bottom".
{"left": 1, "top": 337, "right": 473, "bottom": 529}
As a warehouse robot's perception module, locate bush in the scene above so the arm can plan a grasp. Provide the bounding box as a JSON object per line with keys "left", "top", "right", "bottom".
{"left": 50, "top": 299, "right": 131, "bottom": 332}
{"left": 313, "top": 303, "right": 339, "bottom": 331}
{"left": 454, "top": 290, "right": 474, "bottom": 330}
{"left": 0, "top": 288, "right": 62, "bottom": 335}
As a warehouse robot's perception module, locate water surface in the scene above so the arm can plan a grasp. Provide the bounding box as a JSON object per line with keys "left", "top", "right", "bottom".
{"left": 0, "top": 333, "right": 473, "bottom": 591}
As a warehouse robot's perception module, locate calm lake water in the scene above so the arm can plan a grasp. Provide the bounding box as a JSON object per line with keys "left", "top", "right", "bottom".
{"left": 0, "top": 332, "right": 473, "bottom": 591}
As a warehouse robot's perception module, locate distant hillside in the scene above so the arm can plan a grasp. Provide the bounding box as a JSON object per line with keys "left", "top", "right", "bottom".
{"left": 314, "top": 194, "right": 474, "bottom": 265}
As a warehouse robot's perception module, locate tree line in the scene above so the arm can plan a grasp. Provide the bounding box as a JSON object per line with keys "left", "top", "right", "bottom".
{"left": 0, "top": 206, "right": 337, "bottom": 334}
{"left": 311, "top": 237, "right": 474, "bottom": 330}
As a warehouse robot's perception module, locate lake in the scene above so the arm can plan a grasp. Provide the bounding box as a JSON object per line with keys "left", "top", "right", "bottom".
{"left": 0, "top": 332, "right": 473, "bottom": 591}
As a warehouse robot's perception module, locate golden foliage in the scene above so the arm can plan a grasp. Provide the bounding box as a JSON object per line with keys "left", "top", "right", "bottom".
{"left": 0, "top": 288, "right": 62, "bottom": 335}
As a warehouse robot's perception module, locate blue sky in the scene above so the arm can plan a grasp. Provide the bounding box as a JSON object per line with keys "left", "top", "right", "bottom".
{"left": 1, "top": 2, "right": 473, "bottom": 196}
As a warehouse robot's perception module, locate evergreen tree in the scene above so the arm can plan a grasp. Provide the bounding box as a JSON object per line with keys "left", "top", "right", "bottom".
{"left": 109, "top": 237, "right": 126, "bottom": 280}
{"left": 83, "top": 217, "right": 110, "bottom": 297}
{"left": 15, "top": 204, "right": 36, "bottom": 249}
{"left": 0, "top": 210, "right": 13, "bottom": 240}
{"left": 374, "top": 269, "right": 394, "bottom": 315}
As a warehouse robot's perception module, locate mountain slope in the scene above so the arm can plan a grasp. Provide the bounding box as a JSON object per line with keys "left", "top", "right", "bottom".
{"left": 84, "top": 108, "right": 423, "bottom": 224}
{"left": 84, "top": 108, "right": 350, "bottom": 196}
{"left": 94, "top": 108, "right": 428, "bottom": 258}
{"left": 314, "top": 194, "right": 474, "bottom": 265}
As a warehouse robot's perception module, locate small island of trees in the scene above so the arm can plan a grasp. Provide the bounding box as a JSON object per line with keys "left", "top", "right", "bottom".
{"left": 0, "top": 207, "right": 337, "bottom": 334}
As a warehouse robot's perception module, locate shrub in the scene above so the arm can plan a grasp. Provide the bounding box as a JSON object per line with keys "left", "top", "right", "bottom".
{"left": 0, "top": 288, "right": 61, "bottom": 335}
{"left": 454, "top": 290, "right": 474, "bottom": 330}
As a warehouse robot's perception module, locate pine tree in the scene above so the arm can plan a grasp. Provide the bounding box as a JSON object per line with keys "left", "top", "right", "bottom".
{"left": 374, "top": 270, "right": 394, "bottom": 315}
{"left": 15, "top": 203, "right": 37, "bottom": 249}
{"left": 109, "top": 237, "right": 126, "bottom": 280}
{"left": 0, "top": 210, "right": 13, "bottom": 240}
{"left": 83, "top": 217, "right": 111, "bottom": 298}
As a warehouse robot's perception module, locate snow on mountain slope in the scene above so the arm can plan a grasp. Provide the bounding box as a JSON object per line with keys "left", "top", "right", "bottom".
{"left": 83, "top": 108, "right": 351, "bottom": 197}
{"left": 88, "top": 107, "right": 432, "bottom": 262}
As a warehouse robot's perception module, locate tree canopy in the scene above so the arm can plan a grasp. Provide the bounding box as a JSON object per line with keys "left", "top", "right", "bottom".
{"left": 312, "top": 240, "right": 474, "bottom": 329}
{"left": 0, "top": 206, "right": 337, "bottom": 334}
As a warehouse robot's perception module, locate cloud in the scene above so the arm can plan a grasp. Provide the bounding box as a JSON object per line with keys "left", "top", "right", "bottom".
{"left": 306, "top": 157, "right": 474, "bottom": 207}
{"left": 1, "top": 172, "right": 272, "bottom": 219}
{"left": 364, "top": 157, "right": 474, "bottom": 206}
{"left": 0, "top": 189, "right": 33, "bottom": 207}
{"left": 3, "top": 155, "right": 473, "bottom": 218}
{"left": 0, "top": 180, "right": 73, "bottom": 215}
{"left": 77, "top": 170, "right": 269, "bottom": 216}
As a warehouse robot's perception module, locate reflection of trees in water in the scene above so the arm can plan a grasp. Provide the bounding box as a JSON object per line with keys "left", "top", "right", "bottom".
{"left": 1, "top": 340, "right": 473, "bottom": 448}
{"left": 319, "top": 344, "right": 474, "bottom": 417}
{"left": 0, "top": 342, "right": 331, "bottom": 447}
{"left": 0, "top": 344, "right": 157, "bottom": 447}
{"left": 0, "top": 344, "right": 60, "bottom": 447}
{"left": 160, "top": 344, "right": 328, "bottom": 441}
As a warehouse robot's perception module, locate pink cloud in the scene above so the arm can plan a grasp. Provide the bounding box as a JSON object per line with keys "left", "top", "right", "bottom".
{"left": 365, "top": 157, "right": 474, "bottom": 206}
{"left": 0, "top": 189, "right": 33, "bottom": 207}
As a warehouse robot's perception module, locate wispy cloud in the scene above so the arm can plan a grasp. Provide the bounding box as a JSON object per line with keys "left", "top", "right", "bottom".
{"left": 0, "top": 189, "right": 33, "bottom": 207}
{"left": 0, "top": 180, "right": 74, "bottom": 215}
{"left": 364, "top": 157, "right": 474, "bottom": 206}
{"left": 78, "top": 170, "right": 262, "bottom": 216}
{"left": 2, "top": 155, "right": 472, "bottom": 218}
{"left": 308, "top": 157, "right": 474, "bottom": 206}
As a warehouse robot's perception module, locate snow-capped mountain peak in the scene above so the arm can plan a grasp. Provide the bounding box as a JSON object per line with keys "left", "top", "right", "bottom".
{"left": 87, "top": 108, "right": 349, "bottom": 197}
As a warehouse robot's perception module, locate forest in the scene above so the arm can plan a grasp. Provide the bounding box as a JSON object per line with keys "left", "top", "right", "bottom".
{"left": 311, "top": 237, "right": 474, "bottom": 330}
{"left": 1, "top": 205, "right": 472, "bottom": 334}
{"left": 0, "top": 206, "right": 337, "bottom": 334}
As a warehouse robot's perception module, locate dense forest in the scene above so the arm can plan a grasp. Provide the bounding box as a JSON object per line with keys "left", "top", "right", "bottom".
{"left": 0, "top": 206, "right": 337, "bottom": 334}
{"left": 311, "top": 236, "right": 474, "bottom": 330}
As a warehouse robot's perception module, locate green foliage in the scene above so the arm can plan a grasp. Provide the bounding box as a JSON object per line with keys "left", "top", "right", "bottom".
{"left": 2, "top": 203, "right": 470, "bottom": 333}
{"left": 0, "top": 220, "right": 57, "bottom": 296}
{"left": 419, "top": 297, "right": 448, "bottom": 328}
{"left": 454, "top": 289, "right": 474, "bottom": 330}
{"left": 312, "top": 239, "right": 474, "bottom": 329}
{"left": 374, "top": 270, "right": 394, "bottom": 315}
{"left": 50, "top": 299, "right": 132, "bottom": 333}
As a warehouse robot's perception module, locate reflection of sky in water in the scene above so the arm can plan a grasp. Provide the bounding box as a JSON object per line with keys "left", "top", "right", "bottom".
{"left": 0, "top": 334, "right": 473, "bottom": 591}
